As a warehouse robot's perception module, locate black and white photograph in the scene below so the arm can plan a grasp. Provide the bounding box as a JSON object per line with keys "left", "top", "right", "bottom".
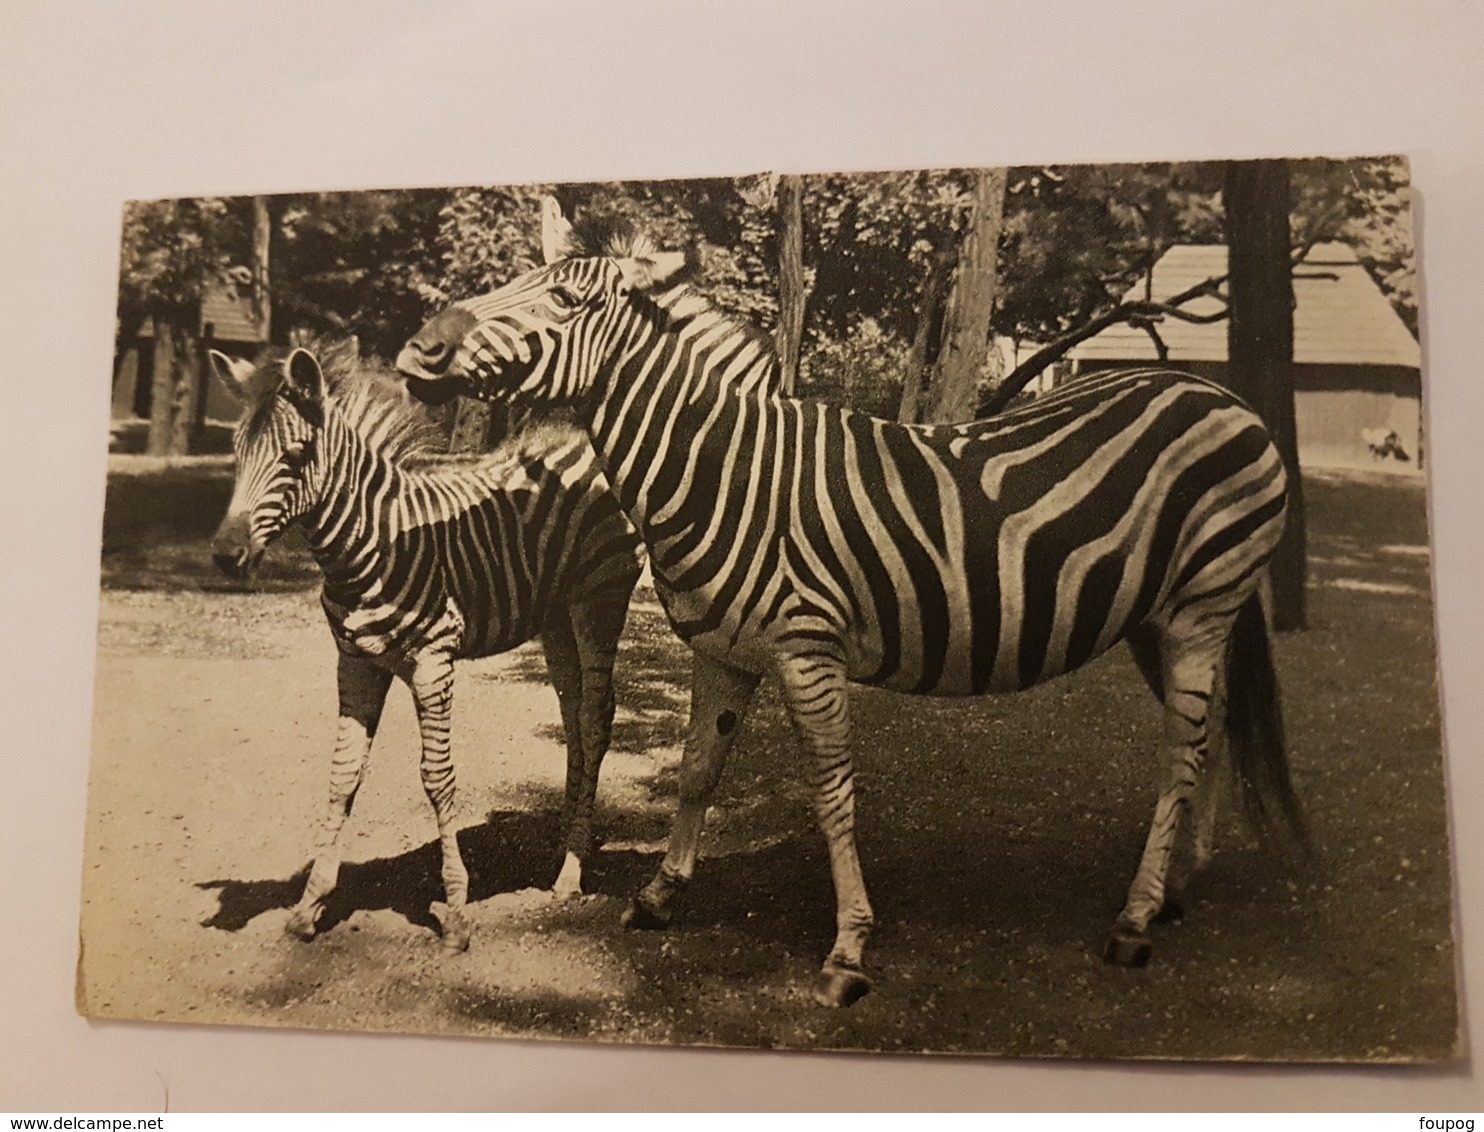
{"left": 77, "top": 159, "right": 1457, "bottom": 1060}
{"left": 8, "top": 0, "right": 1484, "bottom": 1113}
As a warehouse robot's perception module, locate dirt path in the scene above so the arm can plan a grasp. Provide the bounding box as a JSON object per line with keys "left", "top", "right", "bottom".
{"left": 78, "top": 475, "right": 1458, "bottom": 1059}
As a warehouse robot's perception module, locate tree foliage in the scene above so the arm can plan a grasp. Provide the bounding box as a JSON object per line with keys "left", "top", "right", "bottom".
{"left": 1293, "top": 156, "right": 1417, "bottom": 337}
{"left": 269, "top": 189, "right": 448, "bottom": 360}
{"left": 115, "top": 158, "right": 1420, "bottom": 441}
{"left": 118, "top": 197, "right": 247, "bottom": 322}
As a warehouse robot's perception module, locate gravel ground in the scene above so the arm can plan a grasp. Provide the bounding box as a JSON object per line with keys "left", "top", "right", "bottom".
{"left": 77, "top": 472, "right": 1459, "bottom": 1060}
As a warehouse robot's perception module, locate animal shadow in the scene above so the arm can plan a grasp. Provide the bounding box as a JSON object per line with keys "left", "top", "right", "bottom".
{"left": 197, "top": 808, "right": 657, "bottom": 936}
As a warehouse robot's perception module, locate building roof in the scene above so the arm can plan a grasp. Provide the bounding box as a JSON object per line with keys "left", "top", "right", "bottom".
{"left": 133, "top": 277, "right": 267, "bottom": 344}
{"left": 199, "top": 282, "right": 266, "bottom": 343}
{"left": 1069, "top": 242, "right": 1419, "bottom": 369}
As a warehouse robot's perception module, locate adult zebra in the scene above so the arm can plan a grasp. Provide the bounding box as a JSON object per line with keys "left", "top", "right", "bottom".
{"left": 210, "top": 338, "right": 642, "bottom": 949}
{"left": 397, "top": 201, "right": 1307, "bottom": 1005}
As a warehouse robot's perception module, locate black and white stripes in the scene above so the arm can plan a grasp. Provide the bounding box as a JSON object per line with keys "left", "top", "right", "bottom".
{"left": 211, "top": 339, "right": 642, "bottom": 948}
{"left": 398, "top": 202, "right": 1306, "bottom": 1004}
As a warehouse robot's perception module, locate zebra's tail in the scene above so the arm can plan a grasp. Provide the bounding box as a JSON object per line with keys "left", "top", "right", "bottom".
{"left": 1223, "top": 593, "right": 1311, "bottom": 859}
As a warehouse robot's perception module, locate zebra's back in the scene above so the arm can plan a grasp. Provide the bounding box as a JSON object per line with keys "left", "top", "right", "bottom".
{"left": 662, "top": 368, "right": 1286, "bottom": 696}
{"left": 335, "top": 427, "right": 642, "bottom": 662}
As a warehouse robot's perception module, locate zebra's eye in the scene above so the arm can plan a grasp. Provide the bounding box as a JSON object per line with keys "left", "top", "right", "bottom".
{"left": 550, "top": 285, "right": 582, "bottom": 309}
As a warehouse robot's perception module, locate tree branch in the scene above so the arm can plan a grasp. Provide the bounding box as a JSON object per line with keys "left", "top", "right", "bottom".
{"left": 975, "top": 297, "right": 1227, "bottom": 416}
{"left": 974, "top": 233, "right": 1328, "bottom": 419}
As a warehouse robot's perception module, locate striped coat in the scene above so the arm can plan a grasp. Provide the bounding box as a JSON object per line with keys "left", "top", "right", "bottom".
{"left": 211, "top": 340, "right": 641, "bottom": 949}
{"left": 398, "top": 202, "right": 1305, "bottom": 1003}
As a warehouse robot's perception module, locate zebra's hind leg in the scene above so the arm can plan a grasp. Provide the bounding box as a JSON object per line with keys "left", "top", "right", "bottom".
{"left": 1125, "top": 624, "right": 1224, "bottom": 926}
{"left": 410, "top": 648, "right": 473, "bottom": 951}
{"left": 1105, "top": 625, "right": 1224, "bottom": 967}
{"left": 544, "top": 595, "right": 629, "bottom": 899}
{"left": 622, "top": 651, "right": 759, "bottom": 931}
{"left": 1162, "top": 669, "right": 1228, "bottom": 923}
{"left": 776, "top": 651, "right": 874, "bottom": 1008}
{"left": 287, "top": 653, "right": 393, "bottom": 941}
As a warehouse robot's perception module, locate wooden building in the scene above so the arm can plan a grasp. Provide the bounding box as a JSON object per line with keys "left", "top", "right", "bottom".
{"left": 1069, "top": 242, "right": 1422, "bottom": 471}
{"left": 112, "top": 282, "right": 268, "bottom": 427}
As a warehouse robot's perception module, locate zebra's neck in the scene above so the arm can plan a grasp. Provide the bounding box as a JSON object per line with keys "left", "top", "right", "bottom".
{"left": 299, "top": 416, "right": 401, "bottom": 600}
{"left": 585, "top": 308, "right": 784, "bottom": 562}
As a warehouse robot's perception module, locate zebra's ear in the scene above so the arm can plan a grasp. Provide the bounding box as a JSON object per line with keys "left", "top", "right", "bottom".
{"left": 614, "top": 245, "right": 700, "bottom": 293}
{"left": 541, "top": 196, "right": 579, "bottom": 264}
{"left": 208, "top": 349, "right": 256, "bottom": 402}
{"left": 283, "top": 348, "right": 326, "bottom": 427}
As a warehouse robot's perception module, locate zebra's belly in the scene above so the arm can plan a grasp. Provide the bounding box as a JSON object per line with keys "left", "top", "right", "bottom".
{"left": 651, "top": 563, "right": 1137, "bottom": 695}
{"left": 840, "top": 634, "right": 1114, "bottom": 697}
{"left": 456, "top": 612, "right": 543, "bottom": 660}
{"left": 324, "top": 588, "right": 533, "bottom": 665}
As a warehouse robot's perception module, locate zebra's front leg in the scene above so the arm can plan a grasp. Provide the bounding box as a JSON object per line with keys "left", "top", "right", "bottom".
{"left": 777, "top": 652, "right": 873, "bottom": 1008}
{"left": 1106, "top": 646, "right": 1220, "bottom": 967}
{"left": 623, "top": 651, "right": 759, "bottom": 930}
{"left": 410, "top": 650, "right": 472, "bottom": 951}
{"left": 539, "top": 615, "right": 588, "bottom": 898}
{"left": 287, "top": 653, "right": 393, "bottom": 941}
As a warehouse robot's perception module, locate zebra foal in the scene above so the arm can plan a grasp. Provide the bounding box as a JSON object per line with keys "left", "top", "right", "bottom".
{"left": 397, "top": 201, "right": 1307, "bottom": 1005}
{"left": 210, "top": 339, "right": 642, "bottom": 949}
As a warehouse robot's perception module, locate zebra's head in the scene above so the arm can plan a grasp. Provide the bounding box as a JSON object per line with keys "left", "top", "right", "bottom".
{"left": 210, "top": 345, "right": 336, "bottom": 578}
{"left": 397, "top": 197, "right": 696, "bottom": 407}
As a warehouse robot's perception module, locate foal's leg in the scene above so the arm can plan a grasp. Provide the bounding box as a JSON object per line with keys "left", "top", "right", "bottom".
{"left": 1105, "top": 625, "right": 1226, "bottom": 966}
{"left": 538, "top": 613, "right": 587, "bottom": 897}
{"left": 775, "top": 651, "right": 874, "bottom": 1008}
{"left": 287, "top": 652, "right": 393, "bottom": 940}
{"left": 409, "top": 648, "right": 473, "bottom": 951}
{"left": 623, "top": 651, "right": 759, "bottom": 929}
{"left": 548, "top": 596, "right": 630, "bottom": 899}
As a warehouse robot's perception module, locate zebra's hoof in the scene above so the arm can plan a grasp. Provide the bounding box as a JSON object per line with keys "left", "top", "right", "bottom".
{"left": 284, "top": 907, "right": 318, "bottom": 941}
{"left": 1102, "top": 928, "right": 1153, "bottom": 968}
{"left": 814, "top": 963, "right": 873, "bottom": 1008}
{"left": 621, "top": 895, "right": 672, "bottom": 931}
{"left": 430, "top": 902, "right": 472, "bottom": 952}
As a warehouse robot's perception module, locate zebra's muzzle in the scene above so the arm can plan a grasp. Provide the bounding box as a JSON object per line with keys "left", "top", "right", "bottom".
{"left": 212, "top": 514, "right": 263, "bottom": 578}
{"left": 399, "top": 369, "right": 466, "bottom": 407}
{"left": 396, "top": 307, "right": 479, "bottom": 404}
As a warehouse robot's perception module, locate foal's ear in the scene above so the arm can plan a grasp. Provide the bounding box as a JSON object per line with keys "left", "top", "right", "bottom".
{"left": 614, "top": 245, "right": 700, "bottom": 293}
{"left": 283, "top": 348, "right": 326, "bottom": 426}
{"left": 208, "top": 349, "right": 256, "bottom": 402}
{"left": 540, "top": 196, "right": 579, "bottom": 264}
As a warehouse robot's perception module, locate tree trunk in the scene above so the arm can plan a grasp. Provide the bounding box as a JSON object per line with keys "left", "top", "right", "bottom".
{"left": 899, "top": 249, "right": 955, "bottom": 423}
{"left": 251, "top": 196, "right": 272, "bottom": 343}
{"left": 775, "top": 174, "right": 807, "bottom": 394}
{"left": 112, "top": 307, "right": 145, "bottom": 393}
{"left": 1225, "top": 159, "right": 1307, "bottom": 631}
{"left": 145, "top": 316, "right": 177, "bottom": 456}
{"left": 168, "top": 325, "right": 201, "bottom": 456}
{"left": 924, "top": 168, "right": 1007, "bottom": 423}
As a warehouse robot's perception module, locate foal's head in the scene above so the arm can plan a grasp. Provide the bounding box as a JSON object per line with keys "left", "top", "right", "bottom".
{"left": 209, "top": 343, "right": 342, "bottom": 578}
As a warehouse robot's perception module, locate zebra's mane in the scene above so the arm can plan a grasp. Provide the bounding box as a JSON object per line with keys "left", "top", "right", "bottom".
{"left": 636, "top": 284, "right": 785, "bottom": 397}
{"left": 482, "top": 412, "right": 590, "bottom": 468}
{"left": 564, "top": 213, "right": 782, "bottom": 393}
{"left": 566, "top": 211, "right": 658, "bottom": 260}
{"left": 240, "top": 338, "right": 440, "bottom": 465}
